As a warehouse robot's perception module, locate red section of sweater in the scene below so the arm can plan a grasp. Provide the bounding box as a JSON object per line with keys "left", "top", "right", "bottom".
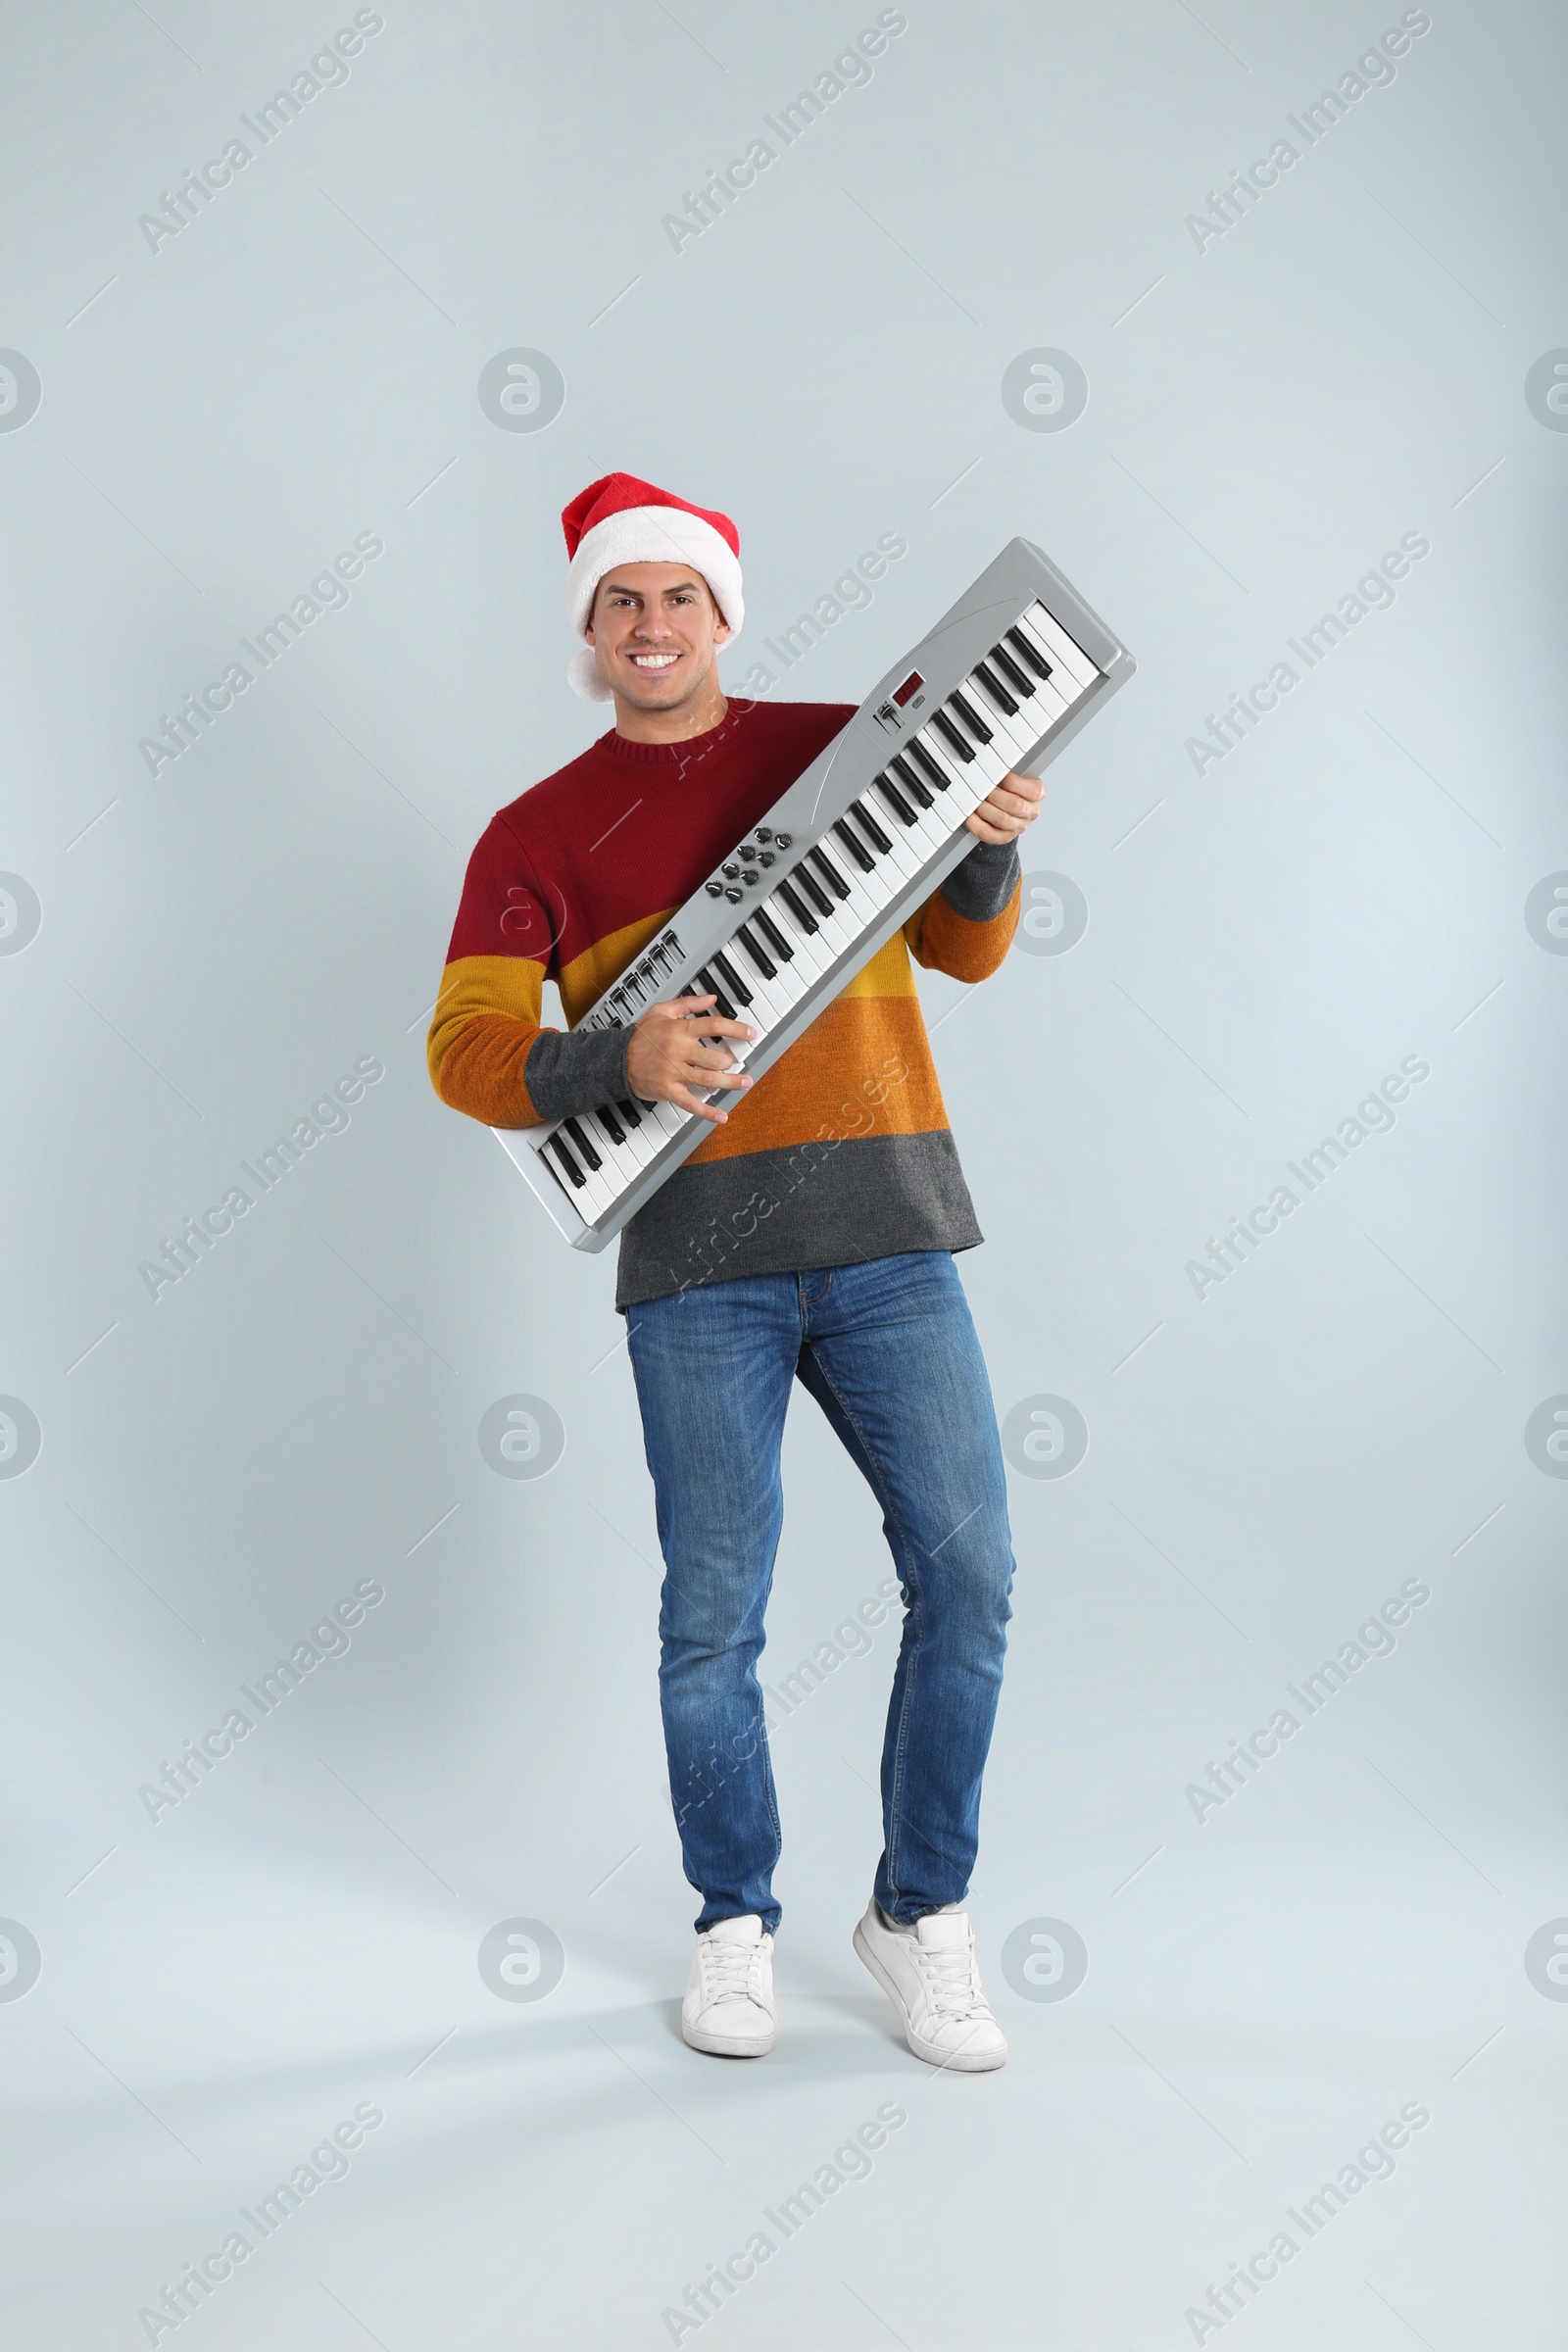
{"left": 443, "top": 699, "right": 852, "bottom": 981}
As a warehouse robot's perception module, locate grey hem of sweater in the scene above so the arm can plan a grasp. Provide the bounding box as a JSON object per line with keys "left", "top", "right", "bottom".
{"left": 613, "top": 1128, "right": 984, "bottom": 1310}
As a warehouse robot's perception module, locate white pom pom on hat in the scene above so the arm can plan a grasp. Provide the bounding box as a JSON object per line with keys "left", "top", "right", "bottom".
{"left": 562, "top": 471, "right": 743, "bottom": 702}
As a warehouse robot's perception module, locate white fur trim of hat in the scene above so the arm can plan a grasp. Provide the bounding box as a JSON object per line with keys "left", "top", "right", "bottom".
{"left": 561, "top": 473, "right": 744, "bottom": 702}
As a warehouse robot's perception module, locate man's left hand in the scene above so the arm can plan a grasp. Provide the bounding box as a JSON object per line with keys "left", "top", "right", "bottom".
{"left": 965, "top": 771, "right": 1044, "bottom": 845}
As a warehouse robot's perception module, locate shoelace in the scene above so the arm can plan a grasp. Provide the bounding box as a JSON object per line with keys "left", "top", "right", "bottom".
{"left": 914, "top": 1938, "right": 991, "bottom": 2022}
{"left": 702, "top": 1938, "right": 765, "bottom": 2006}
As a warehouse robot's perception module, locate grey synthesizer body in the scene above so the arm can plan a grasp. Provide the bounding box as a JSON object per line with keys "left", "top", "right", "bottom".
{"left": 493, "top": 536, "right": 1134, "bottom": 1250}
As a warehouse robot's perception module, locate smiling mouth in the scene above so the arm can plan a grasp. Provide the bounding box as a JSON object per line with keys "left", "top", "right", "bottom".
{"left": 626, "top": 650, "right": 682, "bottom": 671}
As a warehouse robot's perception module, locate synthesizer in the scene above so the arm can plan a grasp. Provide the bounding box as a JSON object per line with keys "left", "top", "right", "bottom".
{"left": 494, "top": 536, "right": 1134, "bottom": 1250}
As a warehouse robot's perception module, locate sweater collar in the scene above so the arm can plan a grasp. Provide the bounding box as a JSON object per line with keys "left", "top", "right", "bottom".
{"left": 593, "top": 700, "right": 758, "bottom": 766}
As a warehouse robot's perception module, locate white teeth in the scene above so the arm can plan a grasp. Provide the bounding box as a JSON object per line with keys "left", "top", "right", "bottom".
{"left": 628, "top": 651, "right": 679, "bottom": 669}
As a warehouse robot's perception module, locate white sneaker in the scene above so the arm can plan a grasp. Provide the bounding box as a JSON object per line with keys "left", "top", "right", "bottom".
{"left": 681, "top": 1914, "right": 777, "bottom": 2057}
{"left": 853, "top": 1899, "right": 1008, "bottom": 2072}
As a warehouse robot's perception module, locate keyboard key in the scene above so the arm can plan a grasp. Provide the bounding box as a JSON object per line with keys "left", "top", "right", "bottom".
{"left": 724, "top": 951, "right": 790, "bottom": 1029}
{"left": 950, "top": 687, "right": 992, "bottom": 744}
{"left": 776, "top": 878, "right": 818, "bottom": 935}
{"left": 913, "top": 726, "right": 996, "bottom": 818}
{"left": 548, "top": 1135, "right": 584, "bottom": 1189}
{"left": 832, "top": 816, "right": 875, "bottom": 873}
{"left": 1023, "top": 599, "right": 1100, "bottom": 693}
{"left": 735, "top": 920, "right": 777, "bottom": 978}
{"left": 562, "top": 1116, "right": 602, "bottom": 1172}
{"left": 903, "top": 738, "right": 950, "bottom": 795}
{"left": 710, "top": 949, "right": 752, "bottom": 1006}
{"left": 988, "top": 640, "right": 1034, "bottom": 699}
{"left": 817, "top": 849, "right": 884, "bottom": 933}
{"left": 876, "top": 774, "right": 920, "bottom": 826}
{"left": 754, "top": 906, "right": 795, "bottom": 961}
{"left": 765, "top": 889, "right": 832, "bottom": 978}
{"left": 930, "top": 708, "right": 975, "bottom": 762}
{"left": 851, "top": 798, "right": 894, "bottom": 855}
{"left": 972, "top": 659, "right": 1016, "bottom": 716}
{"left": 888, "top": 752, "right": 932, "bottom": 808}
{"left": 856, "top": 795, "right": 925, "bottom": 882}
{"left": 694, "top": 964, "right": 737, "bottom": 1023}
{"left": 1005, "top": 623, "right": 1053, "bottom": 682}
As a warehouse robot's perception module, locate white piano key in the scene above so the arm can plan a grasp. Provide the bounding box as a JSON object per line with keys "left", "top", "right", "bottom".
{"left": 793, "top": 877, "right": 860, "bottom": 964}
{"left": 1009, "top": 664, "right": 1072, "bottom": 736}
{"left": 556, "top": 1132, "right": 619, "bottom": 1222}
{"left": 890, "top": 760, "right": 968, "bottom": 855}
{"left": 780, "top": 875, "right": 851, "bottom": 962}
{"left": 913, "top": 723, "right": 1001, "bottom": 811}
{"left": 763, "top": 888, "right": 835, "bottom": 983}
{"left": 897, "top": 743, "right": 976, "bottom": 832}
{"left": 857, "top": 792, "right": 929, "bottom": 882}
{"left": 813, "top": 850, "right": 885, "bottom": 938}
{"left": 1003, "top": 614, "right": 1073, "bottom": 701}
{"left": 595, "top": 1105, "right": 659, "bottom": 1175}
{"left": 573, "top": 1116, "right": 636, "bottom": 1207}
{"left": 953, "top": 681, "right": 1036, "bottom": 771}
{"left": 1019, "top": 604, "right": 1098, "bottom": 696}
{"left": 964, "top": 668, "right": 1043, "bottom": 763}
{"left": 722, "top": 950, "right": 791, "bottom": 1034}
{"left": 751, "top": 901, "right": 819, "bottom": 992}
{"left": 736, "top": 934, "right": 797, "bottom": 1017}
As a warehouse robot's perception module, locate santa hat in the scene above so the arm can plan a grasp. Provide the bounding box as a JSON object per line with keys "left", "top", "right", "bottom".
{"left": 562, "top": 471, "right": 744, "bottom": 701}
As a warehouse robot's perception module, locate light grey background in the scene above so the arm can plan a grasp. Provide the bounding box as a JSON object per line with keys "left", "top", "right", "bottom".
{"left": 3, "top": 3, "right": 1565, "bottom": 2346}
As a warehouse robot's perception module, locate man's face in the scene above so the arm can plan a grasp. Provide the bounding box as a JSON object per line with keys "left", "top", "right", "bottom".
{"left": 586, "top": 563, "right": 731, "bottom": 712}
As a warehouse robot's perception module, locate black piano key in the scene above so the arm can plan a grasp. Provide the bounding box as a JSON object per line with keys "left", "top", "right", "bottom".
{"left": 562, "top": 1115, "right": 602, "bottom": 1172}
{"left": 876, "top": 773, "right": 920, "bottom": 827}
{"left": 1005, "top": 624, "right": 1053, "bottom": 682}
{"left": 972, "top": 658, "right": 1017, "bottom": 716}
{"left": 754, "top": 906, "right": 794, "bottom": 960}
{"left": 793, "top": 862, "right": 835, "bottom": 918}
{"left": 903, "top": 738, "right": 950, "bottom": 794}
{"left": 734, "top": 921, "right": 777, "bottom": 980}
{"left": 950, "top": 687, "right": 992, "bottom": 744}
{"left": 988, "top": 641, "right": 1035, "bottom": 698}
{"left": 853, "top": 798, "right": 894, "bottom": 854}
{"left": 710, "top": 949, "right": 752, "bottom": 1006}
{"left": 598, "top": 1105, "right": 626, "bottom": 1146}
{"left": 548, "top": 1135, "right": 585, "bottom": 1189}
{"left": 776, "top": 879, "right": 819, "bottom": 935}
{"left": 832, "top": 817, "right": 875, "bottom": 873}
{"left": 693, "top": 965, "right": 737, "bottom": 1022}
{"left": 930, "top": 709, "right": 975, "bottom": 763}
{"left": 808, "top": 844, "right": 852, "bottom": 901}
{"left": 888, "top": 752, "right": 932, "bottom": 808}
{"left": 616, "top": 1097, "right": 643, "bottom": 1127}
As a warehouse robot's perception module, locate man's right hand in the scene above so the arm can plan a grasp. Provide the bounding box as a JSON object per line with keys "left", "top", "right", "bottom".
{"left": 625, "top": 994, "right": 758, "bottom": 1125}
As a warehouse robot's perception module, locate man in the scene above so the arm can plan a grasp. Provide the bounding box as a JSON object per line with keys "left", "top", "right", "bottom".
{"left": 429, "top": 474, "right": 1042, "bottom": 2072}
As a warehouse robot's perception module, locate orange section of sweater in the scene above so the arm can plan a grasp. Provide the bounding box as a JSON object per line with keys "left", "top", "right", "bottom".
{"left": 428, "top": 882, "right": 1020, "bottom": 1146}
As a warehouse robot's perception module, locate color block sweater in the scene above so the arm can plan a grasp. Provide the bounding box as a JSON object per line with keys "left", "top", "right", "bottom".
{"left": 428, "top": 699, "right": 1021, "bottom": 1308}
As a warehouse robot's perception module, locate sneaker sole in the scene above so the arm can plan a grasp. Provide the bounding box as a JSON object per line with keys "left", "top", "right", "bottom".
{"left": 681, "top": 2015, "right": 776, "bottom": 2058}
{"left": 852, "top": 1918, "right": 1008, "bottom": 2074}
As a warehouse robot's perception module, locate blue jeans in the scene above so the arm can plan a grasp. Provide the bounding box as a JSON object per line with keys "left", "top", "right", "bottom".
{"left": 626, "top": 1251, "right": 1015, "bottom": 1934}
